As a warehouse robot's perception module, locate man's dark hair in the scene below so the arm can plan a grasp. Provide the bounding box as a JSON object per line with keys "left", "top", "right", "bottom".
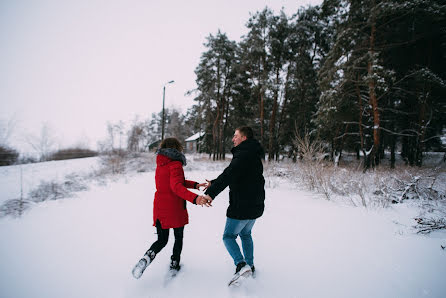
{"left": 236, "top": 126, "right": 254, "bottom": 139}
{"left": 160, "top": 137, "right": 183, "bottom": 152}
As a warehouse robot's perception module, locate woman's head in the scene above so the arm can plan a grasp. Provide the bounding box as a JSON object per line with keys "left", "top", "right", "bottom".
{"left": 160, "top": 137, "right": 183, "bottom": 152}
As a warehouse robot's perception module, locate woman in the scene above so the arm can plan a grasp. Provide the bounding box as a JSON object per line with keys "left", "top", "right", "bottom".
{"left": 132, "top": 137, "right": 208, "bottom": 279}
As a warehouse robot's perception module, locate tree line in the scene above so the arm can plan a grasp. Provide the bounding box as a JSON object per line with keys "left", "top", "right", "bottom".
{"left": 1, "top": 1, "right": 444, "bottom": 169}
{"left": 0, "top": 108, "right": 193, "bottom": 165}
{"left": 186, "top": 0, "right": 445, "bottom": 169}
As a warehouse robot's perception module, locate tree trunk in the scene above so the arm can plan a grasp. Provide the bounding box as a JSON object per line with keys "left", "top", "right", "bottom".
{"left": 222, "top": 93, "right": 230, "bottom": 160}
{"left": 259, "top": 86, "right": 265, "bottom": 148}
{"left": 219, "top": 74, "right": 230, "bottom": 160}
{"left": 212, "top": 59, "right": 222, "bottom": 161}
{"left": 268, "top": 69, "right": 280, "bottom": 161}
{"left": 259, "top": 49, "right": 268, "bottom": 148}
{"left": 356, "top": 81, "right": 368, "bottom": 169}
{"left": 390, "top": 133, "right": 396, "bottom": 169}
{"left": 367, "top": 8, "right": 380, "bottom": 168}
{"left": 415, "top": 39, "right": 432, "bottom": 167}
{"left": 218, "top": 97, "right": 225, "bottom": 160}
{"left": 275, "top": 65, "right": 291, "bottom": 161}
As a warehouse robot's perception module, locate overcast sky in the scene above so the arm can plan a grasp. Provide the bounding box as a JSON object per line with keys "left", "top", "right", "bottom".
{"left": 0, "top": 0, "right": 322, "bottom": 153}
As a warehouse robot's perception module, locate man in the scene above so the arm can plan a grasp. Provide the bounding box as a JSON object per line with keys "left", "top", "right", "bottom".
{"left": 203, "top": 126, "right": 265, "bottom": 285}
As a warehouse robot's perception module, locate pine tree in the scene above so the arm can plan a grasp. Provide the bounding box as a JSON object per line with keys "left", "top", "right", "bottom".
{"left": 242, "top": 8, "right": 274, "bottom": 147}
{"left": 193, "top": 31, "right": 237, "bottom": 160}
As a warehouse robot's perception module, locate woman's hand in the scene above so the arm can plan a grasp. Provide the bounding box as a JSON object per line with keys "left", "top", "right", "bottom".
{"left": 196, "top": 195, "right": 213, "bottom": 207}
{"left": 196, "top": 182, "right": 207, "bottom": 190}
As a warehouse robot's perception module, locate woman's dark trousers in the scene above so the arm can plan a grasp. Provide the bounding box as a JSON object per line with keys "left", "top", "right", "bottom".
{"left": 148, "top": 219, "right": 184, "bottom": 262}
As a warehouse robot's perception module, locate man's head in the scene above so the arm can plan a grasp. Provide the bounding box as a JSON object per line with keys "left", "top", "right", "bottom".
{"left": 232, "top": 126, "right": 253, "bottom": 147}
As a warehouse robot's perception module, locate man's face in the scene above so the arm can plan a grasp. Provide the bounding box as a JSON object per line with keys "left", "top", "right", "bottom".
{"left": 232, "top": 130, "right": 247, "bottom": 147}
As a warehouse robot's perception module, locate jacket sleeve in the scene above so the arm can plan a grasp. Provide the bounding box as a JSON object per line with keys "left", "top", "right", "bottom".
{"left": 205, "top": 152, "right": 246, "bottom": 199}
{"left": 169, "top": 162, "right": 198, "bottom": 203}
{"left": 185, "top": 180, "right": 198, "bottom": 189}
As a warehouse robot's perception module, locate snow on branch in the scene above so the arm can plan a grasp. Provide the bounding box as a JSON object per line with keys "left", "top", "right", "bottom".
{"left": 414, "top": 217, "right": 446, "bottom": 235}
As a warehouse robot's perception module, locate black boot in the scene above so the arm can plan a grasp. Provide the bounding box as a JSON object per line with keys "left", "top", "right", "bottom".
{"left": 235, "top": 261, "right": 247, "bottom": 274}
{"left": 170, "top": 256, "right": 181, "bottom": 272}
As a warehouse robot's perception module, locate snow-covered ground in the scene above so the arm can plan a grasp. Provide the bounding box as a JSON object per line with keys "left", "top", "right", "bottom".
{"left": 0, "top": 157, "right": 101, "bottom": 204}
{"left": 1, "top": 156, "right": 445, "bottom": 298}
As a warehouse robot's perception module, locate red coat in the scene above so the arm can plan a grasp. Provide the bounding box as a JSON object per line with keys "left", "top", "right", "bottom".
{"left": 153, "top": 154, "right": 198, "bottom": 229}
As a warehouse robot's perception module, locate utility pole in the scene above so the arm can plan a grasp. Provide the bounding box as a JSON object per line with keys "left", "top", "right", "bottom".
{"left": 161, "top": 80, "right": 175, "bottom": 141}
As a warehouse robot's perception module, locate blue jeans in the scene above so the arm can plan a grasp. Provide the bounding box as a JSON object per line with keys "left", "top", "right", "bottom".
{"left": 223, "top": 217, "right": 256, "bottom": 266}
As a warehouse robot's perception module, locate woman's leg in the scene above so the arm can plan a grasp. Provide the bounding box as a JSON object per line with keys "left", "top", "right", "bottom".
{"left": 172, "top": 226, "right": 184, "bottom": 262}
{"left": 148, "top": 219, "right": 170, "bottom": 254}
{"left": 132, "top": 220, "right": 169, "bottom": 279}
{"left": 169, "top": 226, "right": 184, "bottom": 271}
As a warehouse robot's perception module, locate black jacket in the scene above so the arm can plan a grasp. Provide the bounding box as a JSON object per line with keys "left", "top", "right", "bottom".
{"left": 205, "top": 138, "right": 265, "bottom": 219}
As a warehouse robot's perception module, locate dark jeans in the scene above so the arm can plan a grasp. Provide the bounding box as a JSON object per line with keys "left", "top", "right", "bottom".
{"left": 148, "top": 220, "right": 184, "bottom": 262}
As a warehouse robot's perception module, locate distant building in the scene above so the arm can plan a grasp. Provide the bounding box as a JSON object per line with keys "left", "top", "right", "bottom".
{"left": 185, "top": 132, "right": 205, "bottom": 153}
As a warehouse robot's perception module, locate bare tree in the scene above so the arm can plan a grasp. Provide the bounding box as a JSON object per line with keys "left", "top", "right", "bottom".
{"left": 0, "top": 116, "right": 17, "bottom": 146}
{"left": 103, "top": 121, "right": 126, "bottom": 153}
{"left": 26, "top": 123, "right": 56, "bottom": 161}
{"left": 114, "top": 121, "right": 125, "bottom": 151}
{"left": 127, "top": 117, "right": 146, "bottom": 152}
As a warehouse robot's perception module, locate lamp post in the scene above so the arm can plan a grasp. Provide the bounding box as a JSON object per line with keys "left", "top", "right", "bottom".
{"left": 161, "top": 80, "right": 175, "bottom": 141}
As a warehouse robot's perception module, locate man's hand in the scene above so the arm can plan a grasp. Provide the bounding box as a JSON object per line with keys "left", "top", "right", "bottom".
{"left": 202, "top": 179, "right": 212, "bottom": 191}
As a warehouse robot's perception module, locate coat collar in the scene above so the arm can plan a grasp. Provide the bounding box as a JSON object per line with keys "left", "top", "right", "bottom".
{"left": 156, "top": 148, "right": 187, "bottom": 165}
{"left": 231, "top": 138, "right": 264, "bottom": 159}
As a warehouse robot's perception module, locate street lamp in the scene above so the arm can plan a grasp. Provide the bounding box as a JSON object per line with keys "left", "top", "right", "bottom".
{"left": 161, "top": 80, "right": 175, "bottom": 141}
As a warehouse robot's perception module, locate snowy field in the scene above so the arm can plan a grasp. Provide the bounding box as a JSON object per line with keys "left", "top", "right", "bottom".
{"left": 1, "top": 155, "right": 446, "bottom": 298}
{"left": 0, "top": 157, "right": 101, "bottom": 204}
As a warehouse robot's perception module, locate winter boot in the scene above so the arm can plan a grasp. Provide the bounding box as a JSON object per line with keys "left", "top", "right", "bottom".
{"left": 170, "top": 256, "right": 181, "bottom": 272}
{"left": 132, "top": 250, "right": 156, "bottom": 279}
{"left": 235, "top": 262, "right": 251, "bottom": 275}
{"left": 228, "top": 261, "right": 252, "bottom": 286}
{"left": 250, "top": 265, "right": 256, "bottom": 278}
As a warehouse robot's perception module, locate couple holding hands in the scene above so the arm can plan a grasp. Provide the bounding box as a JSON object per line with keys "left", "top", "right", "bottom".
{"left": 132, "top": 126, "right": 265, "bottom": 284}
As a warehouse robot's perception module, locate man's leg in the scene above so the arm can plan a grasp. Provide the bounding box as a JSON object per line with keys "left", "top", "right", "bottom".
{"left": 239, "top": 219, "right": 256, "bottom": 267}
{"left": 223, "top": 217, "right": 247, "bottom": 266}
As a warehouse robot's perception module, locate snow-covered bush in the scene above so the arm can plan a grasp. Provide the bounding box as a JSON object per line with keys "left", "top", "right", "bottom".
{"left": 263, "top": 162, "right": 284, "bottom": 189}
{"left": 0, "top": 198, "right": 32, "bottom": 218}
{"left": 100, "top": 150, "right": 128, "bottom": 174}
{"left": 292, "top": 131, "right": 330, "bottom": 195}
{"left": 283, "top": 137, "right": 446, "bottom": 211}
{"left": 301, "top": 164, "right": 444, "bottom": 209}
{"left": 28, "top": 175, "right": 88, "bottom": 203}
{"left": 99, "top": 151, "right": 156, "bottom": 174}
{"left": 414, "top": 217, "right": 446, "bottom": 235}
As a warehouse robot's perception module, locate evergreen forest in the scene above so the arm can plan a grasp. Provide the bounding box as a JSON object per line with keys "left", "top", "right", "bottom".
{"left": 186, "top": 0, "right": 445, "bottom": 169}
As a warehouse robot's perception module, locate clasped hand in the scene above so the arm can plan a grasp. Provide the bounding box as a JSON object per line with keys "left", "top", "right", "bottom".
{"left": 196, "top": 179, "right": 211, "bottom": 191}
{"left": 196, "top": 194, "right": 213, "bottom": 207}
{"left": 195, "top": 180, "right": 212, "bottom": 207}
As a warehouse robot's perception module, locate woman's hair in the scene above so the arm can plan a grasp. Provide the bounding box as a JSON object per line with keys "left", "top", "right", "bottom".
{"left": 160, "top": 137, "right": 183, "bottom": 152}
